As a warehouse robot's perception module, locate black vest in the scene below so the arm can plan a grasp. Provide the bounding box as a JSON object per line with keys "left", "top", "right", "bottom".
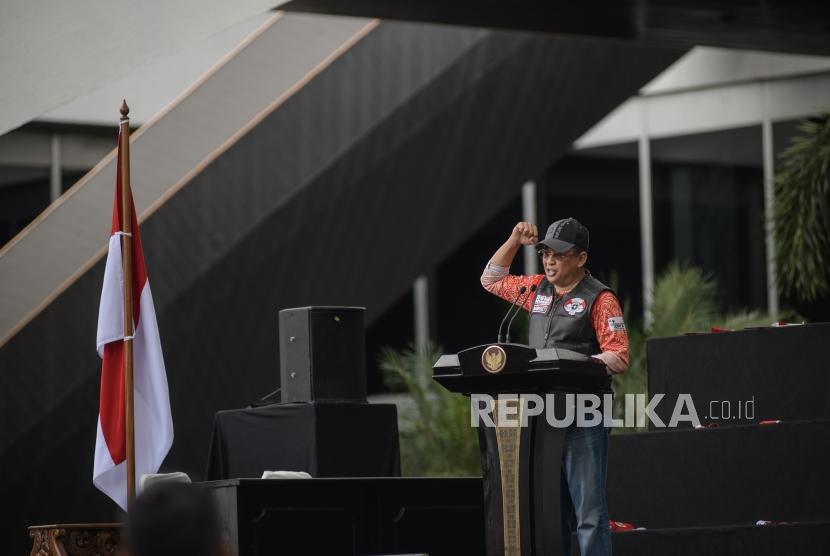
{"left": 528, "top": 272, "right": 613, "bottom": 390}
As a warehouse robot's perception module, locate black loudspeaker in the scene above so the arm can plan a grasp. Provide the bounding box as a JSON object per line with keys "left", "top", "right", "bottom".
{"left": 279, "top": 306, "right": 367, "bottom": 403}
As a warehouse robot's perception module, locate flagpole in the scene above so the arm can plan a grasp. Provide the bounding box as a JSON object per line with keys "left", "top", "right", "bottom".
{"left": 119, "top": 100, "right": 137, "bottom": 507}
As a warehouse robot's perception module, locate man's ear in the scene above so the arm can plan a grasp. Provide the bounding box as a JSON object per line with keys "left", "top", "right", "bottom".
{"left": 577, "top": 251, "right": 588, "bottom": 268}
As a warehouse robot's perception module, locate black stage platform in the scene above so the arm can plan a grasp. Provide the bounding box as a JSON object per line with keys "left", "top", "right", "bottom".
{"left": 612, "top": 521, "right": 830, "bottom": 556}
{"left": 648, "top": 323, "right": 830, "bottom": 428}
{"left": 197, "top": 475, "right": 829, "bottom": 556}
{"left": 199, "top": 477, "right": 485, "bottom": 556}
{"left": 607, "top": 419, "right": 830, "bottom": 529}
{"left": 197, "top": 419, "right": 830, "bottom": 554}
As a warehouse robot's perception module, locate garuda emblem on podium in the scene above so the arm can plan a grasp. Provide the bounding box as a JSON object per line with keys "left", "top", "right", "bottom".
{"left": 482, "top": 345, "right": 507, "bottom": 374}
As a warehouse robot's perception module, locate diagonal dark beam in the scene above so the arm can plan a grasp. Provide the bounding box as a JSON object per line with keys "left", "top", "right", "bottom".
{"left": 285, "top": 0, "right": 830, "bottom": 56}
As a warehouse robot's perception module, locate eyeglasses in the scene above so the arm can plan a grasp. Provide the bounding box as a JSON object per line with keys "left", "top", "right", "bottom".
{"left": 536, "top": 248, "right": 576, "bottom": 262}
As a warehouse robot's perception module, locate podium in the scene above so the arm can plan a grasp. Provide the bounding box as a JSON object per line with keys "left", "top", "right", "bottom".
{"left": 433, "top": 343, "right": 607, "bottom": 556}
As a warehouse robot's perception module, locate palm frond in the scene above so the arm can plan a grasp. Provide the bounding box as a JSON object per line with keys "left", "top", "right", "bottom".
{"left": 773, "top": 112, "right": 830, "bottom": 302}
{"left": 649, "top": 262, "right": 718, "bottom": 337}
{"left": 380, "top": 342, "right": 480, "bottom": 477}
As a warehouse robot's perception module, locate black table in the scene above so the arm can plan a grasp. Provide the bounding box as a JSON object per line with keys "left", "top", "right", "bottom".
{"left": 205, "top": 401, "right": 400, "bottom": 480}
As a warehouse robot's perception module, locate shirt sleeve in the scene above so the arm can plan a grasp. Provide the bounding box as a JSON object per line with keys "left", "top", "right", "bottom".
{"left": 480, "top": 262, "right": 544, "bottom": 312}
{"left": 590, "top": 290, "right": 630, "bottom": 373}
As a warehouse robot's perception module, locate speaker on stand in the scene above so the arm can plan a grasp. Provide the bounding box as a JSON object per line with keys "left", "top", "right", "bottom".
{"left": 278, "top": 306, "right": 367, "bottom": 403}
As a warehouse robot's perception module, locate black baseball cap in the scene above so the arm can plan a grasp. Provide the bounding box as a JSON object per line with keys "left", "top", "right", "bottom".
{"left": 536, "top": 218, "right": 589, "bottom": 253}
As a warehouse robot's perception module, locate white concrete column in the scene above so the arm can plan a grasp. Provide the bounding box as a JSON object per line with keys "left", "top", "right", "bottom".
{"left": 413, "top": 274, "right": 430, "bottom": 351}
{"left": 49, "top": 133, "right": 62, "bottom": 202}
{"left": 761, "top": 82, "right": 780, "bottom": 316}
{"left": 521, "top": 181, "right": 539, "bottom": 275}
{"left": 638, "top": 125, "right": 655, "bottom": 328}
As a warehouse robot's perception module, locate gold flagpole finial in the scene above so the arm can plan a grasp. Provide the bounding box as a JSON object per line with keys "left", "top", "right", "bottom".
{"left": 120, "top": 100, "right": 130, "bottom": 121}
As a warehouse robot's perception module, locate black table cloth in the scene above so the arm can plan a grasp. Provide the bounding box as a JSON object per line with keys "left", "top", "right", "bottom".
{"left": 205, "top": 401, "right": 400, "bottom": 480}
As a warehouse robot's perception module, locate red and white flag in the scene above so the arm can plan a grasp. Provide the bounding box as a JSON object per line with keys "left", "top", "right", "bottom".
{"left": 94, "top": 132, "right": 173, "bottom": 509}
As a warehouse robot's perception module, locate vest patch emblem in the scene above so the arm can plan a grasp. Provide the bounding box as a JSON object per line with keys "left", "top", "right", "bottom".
{"left": 532, "top": 294, "right": 553, "bottom": 314}
{"left": 607, "top": 316, "right": 626, "bottom": 332}
{"left": 564, "top": 297, "right": 586, "bottom": 315}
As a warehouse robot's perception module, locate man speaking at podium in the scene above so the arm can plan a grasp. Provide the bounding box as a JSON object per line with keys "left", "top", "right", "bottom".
{"left": 481, "top": 217, "right": 629, "bottom": 556}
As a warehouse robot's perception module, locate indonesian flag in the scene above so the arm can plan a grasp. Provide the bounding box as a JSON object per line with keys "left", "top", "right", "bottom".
{"left": 94, "top": 132, "right": 173, "bottom": 509}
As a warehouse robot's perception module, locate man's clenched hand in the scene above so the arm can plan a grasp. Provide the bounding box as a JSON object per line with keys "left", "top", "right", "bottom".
{"left": 511, "top": 221, "right": 538, "bottom": 246}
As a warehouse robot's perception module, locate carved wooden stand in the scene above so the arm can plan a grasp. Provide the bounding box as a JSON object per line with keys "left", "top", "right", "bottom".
{"left": 28, "top": 524, "right": 121, "bottom": 556}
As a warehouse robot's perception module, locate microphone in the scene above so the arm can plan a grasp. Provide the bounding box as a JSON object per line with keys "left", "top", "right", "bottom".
{"left": 506, "top": 284, "right": 536, "bottom": 343}
{"left": 498, "top": 286, "right": 526, "bottom": 343}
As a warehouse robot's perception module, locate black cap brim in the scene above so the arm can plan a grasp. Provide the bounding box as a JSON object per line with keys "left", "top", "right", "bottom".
{"left": 536, "top": 237, "right": 575, "bottom": 252}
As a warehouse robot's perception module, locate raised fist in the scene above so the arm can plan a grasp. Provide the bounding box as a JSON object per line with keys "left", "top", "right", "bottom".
{"left": 511, "top": 221, "right": 538, "bottom": 246}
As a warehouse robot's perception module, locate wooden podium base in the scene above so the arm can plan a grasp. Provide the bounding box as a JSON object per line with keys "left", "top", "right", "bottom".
{"left": 28, "top": 524, "right": 121, "bottom": 556}
{"left": 478, "top": 396, "right": 568, "bottom": 556}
